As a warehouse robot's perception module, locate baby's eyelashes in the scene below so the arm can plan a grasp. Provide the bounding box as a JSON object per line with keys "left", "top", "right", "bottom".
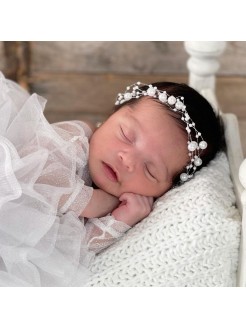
{"left": 120, "top": 125, "right": 135, "bottom": 144}
{"left": 144, "top": 164, "right": 157, "bottom": 181}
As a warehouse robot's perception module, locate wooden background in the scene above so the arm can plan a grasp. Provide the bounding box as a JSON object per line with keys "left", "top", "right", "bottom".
{"left": 0, "top": 41, "right": 245, "bottom": 152}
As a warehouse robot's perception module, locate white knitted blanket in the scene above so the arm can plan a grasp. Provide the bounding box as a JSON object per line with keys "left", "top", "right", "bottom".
{"left": 86, "top": 152, "right": 241, "bottom": 287}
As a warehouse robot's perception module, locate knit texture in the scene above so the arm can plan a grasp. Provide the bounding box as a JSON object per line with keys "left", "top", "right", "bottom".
{"left": 86, "top": 152, "right": 241, "bottom": 287}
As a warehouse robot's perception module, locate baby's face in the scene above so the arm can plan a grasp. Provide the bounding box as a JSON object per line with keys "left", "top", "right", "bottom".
{"left": 89, "top": 99, "right": 188, "bottom": 197}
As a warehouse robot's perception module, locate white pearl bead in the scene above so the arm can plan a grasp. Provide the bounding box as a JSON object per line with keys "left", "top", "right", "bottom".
{"left": 180, "top": 173, "right": 189, "bottom": 181}
{"left": 188, "top": 141, "right": 198, "bottom": 151}
{"left": 175, "top": 100, "right": 183, "bottom": 110}
{"left": 158, "top": 93, "right": 167, "bottom": 103}
{"left": 194, "top": 157, "right": 202, "bottom": 166}
{"left": 124, "top": 92, "right": 132, "bottom": 100}
{"left": 185, "top": 113, "right": 190, "bottom": 120}
{"left": 199, "top": 141, "right": 207, "bottom": 149}
{"left": 147, "top": 87, "right": 156, "bottom": 97}
{"left": 167, "top": 96, "right": 176, "bottom": 105}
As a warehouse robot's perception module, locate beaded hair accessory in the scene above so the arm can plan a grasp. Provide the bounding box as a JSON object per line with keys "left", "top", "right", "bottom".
{"left": 115, "top": 82, "right": 208, "bottom": 182}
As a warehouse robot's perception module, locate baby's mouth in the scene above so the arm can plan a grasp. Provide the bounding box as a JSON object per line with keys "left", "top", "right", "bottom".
{"left": 102, "top": 162, "right": 118, "bottom": 182}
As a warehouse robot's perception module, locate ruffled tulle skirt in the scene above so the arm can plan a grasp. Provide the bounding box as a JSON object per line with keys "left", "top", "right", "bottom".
{"left": 0, "top": 72, "right": 94, "bottom": 286}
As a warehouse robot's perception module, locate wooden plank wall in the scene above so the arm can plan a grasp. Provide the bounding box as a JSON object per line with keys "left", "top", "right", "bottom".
{"left": 0, "top": 41, "right": 246, "bottom": 126}
{"left": 28, "top": 41, "right": 189, "bottom": 124}
{"left": 0, "top": 43, "right": 4, "bottom": 67}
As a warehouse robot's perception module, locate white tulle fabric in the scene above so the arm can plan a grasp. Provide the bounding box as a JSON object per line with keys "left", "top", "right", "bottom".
{"left": 0, "top": 72, "right": 130, "bottom": 287}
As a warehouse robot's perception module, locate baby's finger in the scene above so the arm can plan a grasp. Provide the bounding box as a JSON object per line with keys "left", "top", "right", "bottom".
{"left": 147, "top": 196, "right": 154, "bottom": 206}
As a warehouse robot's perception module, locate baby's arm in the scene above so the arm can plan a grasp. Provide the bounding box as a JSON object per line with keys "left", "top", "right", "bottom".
{"left": 81, "top": 189, "right": 120, "bottom": 219}
{"left": 85, "top": 193, "right": 153, "bottom": 254}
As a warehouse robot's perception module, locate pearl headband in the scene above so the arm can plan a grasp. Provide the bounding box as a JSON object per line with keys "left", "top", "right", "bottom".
{"left": 115, "top": 82, "right": 207, "bottom": 182}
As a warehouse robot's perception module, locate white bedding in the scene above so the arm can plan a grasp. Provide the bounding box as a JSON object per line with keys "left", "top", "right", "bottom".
{"left": 86, "top": 152, "right": 241, "bottom": 287}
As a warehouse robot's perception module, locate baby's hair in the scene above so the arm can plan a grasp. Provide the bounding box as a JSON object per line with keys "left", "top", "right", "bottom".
{"left": 114, "top": 81, "right": 225, "bottom": 185}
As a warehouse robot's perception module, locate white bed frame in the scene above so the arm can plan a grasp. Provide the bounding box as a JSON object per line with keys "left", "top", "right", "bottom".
{"left": 184, "top": 41, "right": 246, "bottom": 287}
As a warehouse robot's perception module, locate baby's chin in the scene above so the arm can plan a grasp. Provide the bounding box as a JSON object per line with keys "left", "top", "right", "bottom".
{"left": 92, "top": 180, "right": 121, "bottom": 198}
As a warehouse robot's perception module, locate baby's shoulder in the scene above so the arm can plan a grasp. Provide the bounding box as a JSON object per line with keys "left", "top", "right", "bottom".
{"left": 80, "top": 120, "right": 96, "bottom": 133}
{"left": 52, "top": 120, "right": 95, "bottom": 139}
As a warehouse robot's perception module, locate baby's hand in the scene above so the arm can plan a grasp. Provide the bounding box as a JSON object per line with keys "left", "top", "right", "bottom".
{"left": 112, "top": 193, "right": 154, "bottom": 227}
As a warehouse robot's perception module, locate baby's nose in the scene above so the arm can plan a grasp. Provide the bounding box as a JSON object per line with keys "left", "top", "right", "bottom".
{"left": 118, "top": 151, "right": 135, "bottom": 172}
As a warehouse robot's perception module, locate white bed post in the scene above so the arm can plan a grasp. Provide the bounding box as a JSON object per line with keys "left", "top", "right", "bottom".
{"left": 184, "top": 41, "right": 246, "bottom": 287}
{"left": 184, "top": 41, "right": 226, "bottom": 113}
{"left": 239, "top": 159, "right": 246, "bottom": 287}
